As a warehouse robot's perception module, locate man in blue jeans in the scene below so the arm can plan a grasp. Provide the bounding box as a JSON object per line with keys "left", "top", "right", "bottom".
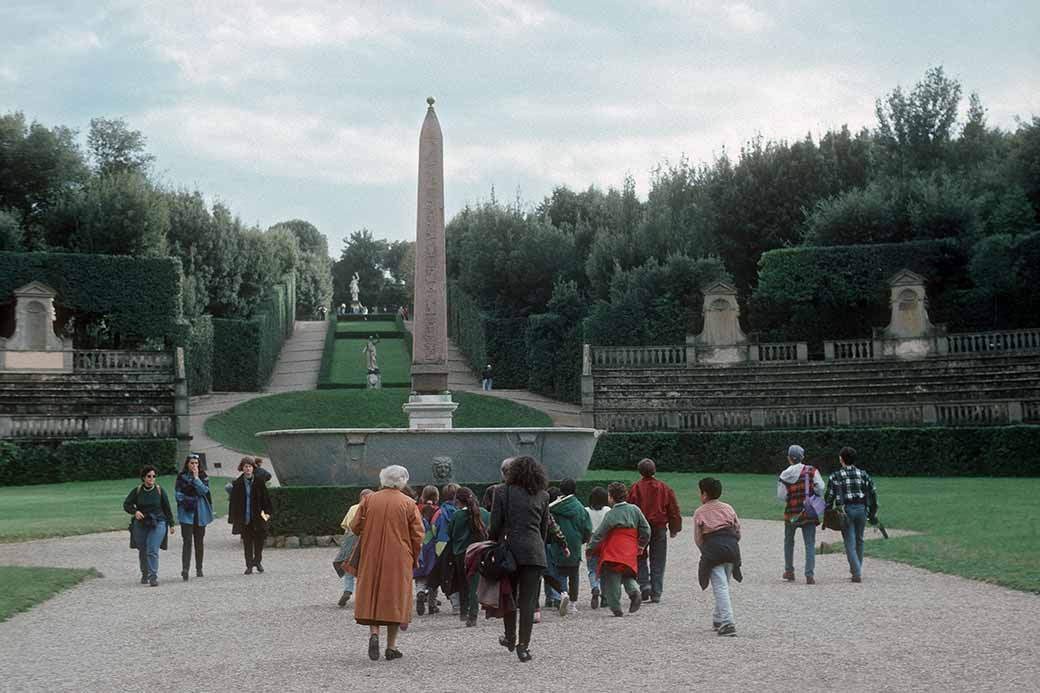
{"left": 825, "top": 446, "right": 878, "bottom": 582}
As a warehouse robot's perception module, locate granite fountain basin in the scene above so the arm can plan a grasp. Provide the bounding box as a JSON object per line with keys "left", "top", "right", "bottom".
{"left": 256, "top": 427, "right": 603, "bottom": 486}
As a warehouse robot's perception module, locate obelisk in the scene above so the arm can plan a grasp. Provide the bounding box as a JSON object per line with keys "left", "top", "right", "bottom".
{"left": 404, "top": 97, "right": 458, "bottom": 428}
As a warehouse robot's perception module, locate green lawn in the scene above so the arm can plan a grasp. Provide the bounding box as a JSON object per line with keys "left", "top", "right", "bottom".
{"left": 205, "top": 389, "right": 554, "bottom": 455}
{"left": 583, "top": 471, "right": 1040, "bottom": 593}
{"left": 335, "top": 320, "right": 399, "bottom": 333}
{"left": 0, "top": 566, "right": 101, "bottom": 622}
{"left": 328, "top": 338, "right": 411, "bottom": 385}
{"left": 0, "top": 475, "right": 230, "bottom": 543}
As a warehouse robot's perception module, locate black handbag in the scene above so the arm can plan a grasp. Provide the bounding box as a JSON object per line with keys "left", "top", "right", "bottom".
{"left": 478, "top": 487, "right": 518, "bottom": 580}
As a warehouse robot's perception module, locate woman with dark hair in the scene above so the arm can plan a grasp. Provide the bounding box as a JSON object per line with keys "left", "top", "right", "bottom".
{"left": 175, "top": 454, "right": 212, "bottom": 581}
{"left": 228, "top": 457, "right": 273, "bottom": 575}
{"left": 488, "top": 456, "right": 550, "bottom": 662}
{"left": 447, "top": 486, "right": 490, "bottom": 627}
{"left": 124, "top": 465, "right": 175, "bottom": 586}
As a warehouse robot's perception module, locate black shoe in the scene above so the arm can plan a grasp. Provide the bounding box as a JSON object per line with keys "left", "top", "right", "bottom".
{"left": 181, "top": 570, "right": 189, "bottom": 582}
{"left": 244, "top": 567, "right": 253, "bottom": 575}
{"left": 590, "top": 588, "right": 600, "bottom": 610}
{"left": 338, "top": 591, "right": 352, "bottom": 607}
{"left": 368, "top": 634, "right": 380, "bottom": 661}
{"left": 516, "top": 645, "right": 532, "bottom": 663}
{"left": 255, "top": 563, "right": 264, "bottom": 573}
{"left": 385, "top": 648, "right": 403, "bottom": 661}
{"left": 641, "top": 589, "right": 651, "bottom": 602}
{"left": 416, "top": 591, "right": 426, "bottom": 616}
{"left": 196, "top": 569, "right": 203, "bottom": 578}
{"left": 717, "top": 623, "right": 737, "bottom": 637}
{"left": 629, "top": 591, "right": 642, "bottom": 613}
{"left": 149, "top": 575, "right": 158, "bottom": 587}
{"left": 460, "top": 611, "right": 468, "bottom": 623}
{"left": 499, "top": 636, "right": 515, "bottom": 652}
{"left": 428, "top": 602, "right": 440, "bottom": 615}
{"left": 712, "top": 621, "right": 721, "bottom": 631}
{"left": 611, "top": 607, "right": 624, "bottom": 617}
{"left": 140, "top": 575, "right": 148, "bottom": 585}
{"left": 465, "top": 616, "right": 477, "bottom": 627}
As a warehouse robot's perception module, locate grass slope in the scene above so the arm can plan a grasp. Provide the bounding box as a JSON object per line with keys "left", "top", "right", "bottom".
{"left": 583, "top": 471, "right": 1040, "bottom": 593}
{"left": 205, "top": 389, "right": 554, "bottom": 455}
{"left": 0, "top": 566, "right": 101, "bottom": 622}
{"left": 328, "top": 339, "right": 411, "bottom": 385}
{"left": 335, "top": 320, "right": 398, "bottom": 333}
{"left": 0, "top": 475, "right": 229, "bottom": 543}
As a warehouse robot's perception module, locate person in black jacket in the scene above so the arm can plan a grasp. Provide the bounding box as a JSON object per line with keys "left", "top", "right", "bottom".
{"left": 488, "top": 455, "right": 550, "bottom": 663}
{"left": 228, "top": 457, "right": 273, "bottom": 574}
{"left": 123, "top": 465, "right": 175, "bottom": 587}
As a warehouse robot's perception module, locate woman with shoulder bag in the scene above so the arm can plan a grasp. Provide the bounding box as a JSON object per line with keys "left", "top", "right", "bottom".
{"left": 124, "top": 465, "right": 175, "bottom": 587}
{"left": 175, "top": 454, "right": 213, "bottom": 581}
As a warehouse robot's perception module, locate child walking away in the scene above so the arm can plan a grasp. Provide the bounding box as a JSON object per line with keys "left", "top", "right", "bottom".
{"left": 427, "top": 484, "right": 461, "bottom": 614}
{"left": 414, "top": 487, "right": 440, "bottom": 615}
{"left": 334, "top": 489, "right": 373, "bottom": 606}
{"left": 584, "top": 486, "right": 610, "bottom": 609}
{"left": 587, "top": 482, "right": 651, "bottom": 617}
{"left": 693, "top": 478, "right": 742, "bottom": 637}
{"left": 446, "top": 487, "right": 490, "bottom": 627}
{"left": 549, "top": 479, "right": 593, "bottom": 616}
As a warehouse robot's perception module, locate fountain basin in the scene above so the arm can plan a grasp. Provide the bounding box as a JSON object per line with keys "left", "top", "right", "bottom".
{"left": 256, "top": 427, "right": 604, "bottom": 486}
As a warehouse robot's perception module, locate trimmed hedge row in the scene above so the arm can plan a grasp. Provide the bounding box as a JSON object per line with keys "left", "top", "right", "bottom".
{"left": 0, "top": 439, "right": 178, "bottom": 486}
{"left": 589, "top": 426, "right": 1040, "bottom": 477}
{"left": 212, "top": 274, "right": 296, "bottom": 391}
{"left": 185, "top": 315, "right": 213, "bottom": 396}
{"left": 447, "top": 281, "right": 529, "bottom": 389}
{"left": 526, "top": 312, "right": 581, "bottom": 404}
{"left": 316, "top": 319, "right": 338, "bottom": 388}
{"left": 0, "top": 251, "right": 183, "bottom": 342}
{"left": 268, "top": 479, "right": 623, "bottom": 537}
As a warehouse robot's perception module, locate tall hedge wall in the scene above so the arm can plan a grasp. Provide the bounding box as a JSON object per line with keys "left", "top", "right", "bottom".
{"left": 0, "top": 439, "right": 178, "bottom": 486}
{"left": 526, "top": 313, "right": 582, "bottom": 404}
{"left": 590, "top": 427, "right": 1040, "bottom": 477}
{"left": 0, "top": 251, "right": 183, "bottom": 342}
{"left": 212, "top": 275, "right": 296, "bottom": 391}
{"left": 447, "top": 281, "right": 528, "bottom": 388}
{"left": 185, "top": 315, "right": 213, "bottom": 396}
{"left": 748, "top": 239, "right": 970, "bottom": 348}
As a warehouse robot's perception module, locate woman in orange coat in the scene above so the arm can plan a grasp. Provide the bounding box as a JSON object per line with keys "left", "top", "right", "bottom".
{"left": 350, "top": 465, "right": 425, "bottom": 662}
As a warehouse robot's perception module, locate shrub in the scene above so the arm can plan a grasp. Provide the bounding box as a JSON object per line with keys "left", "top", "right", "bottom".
{"left": 185, "top": 315, "right": 213, "bottom": 396}
{"left": 589, "top": 427, "right": 1040, "bottom": 477}
{"left": 447, "top": 281, "right": 528, "bottom": 388}
{"left": 0, "top": 439, "right": 178, "bottom": 486}
{"left": 212, "top": 275, "right": 295, "bottom": 391}
{"left": 316, "top": 319, "right": 338, "bottom": 388}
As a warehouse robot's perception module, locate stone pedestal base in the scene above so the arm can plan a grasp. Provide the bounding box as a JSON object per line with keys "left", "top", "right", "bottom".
{"left": 0, "top": 348, "right": 73, "bottom": 372}
{"left": 366, "top": 369, "right": 382, "bottom": 389}
{"left": 403, "top": 393, "right": 458, "bottom": 429}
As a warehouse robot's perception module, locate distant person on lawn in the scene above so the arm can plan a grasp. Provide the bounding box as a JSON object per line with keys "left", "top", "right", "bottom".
{"left": 228, "top": 457, "right": 273, "bottom": 575}
{"left": 587, "top": 482, "right": 651, "bottom": 617}
{"left": 693, "top": 477, "right": 742, "bottom": 637}
{"left": 825, "top": 446, "right": 879, "bottom": 583}
{"left": 628, "top": 458, "right": 682, "bottom": 603}
{"left": 777, "top": 444, "right": 825, "bottom": 584}
{"left": 124, "top": 465, "right": 175, "bottom": 587}
{"left": 175, "top": 453, "right": 212, "bottom": 581}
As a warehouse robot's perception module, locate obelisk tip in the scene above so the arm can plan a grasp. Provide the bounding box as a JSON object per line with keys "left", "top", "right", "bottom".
{"left": 426, "top": 96, "right": 436, "bottom": 107}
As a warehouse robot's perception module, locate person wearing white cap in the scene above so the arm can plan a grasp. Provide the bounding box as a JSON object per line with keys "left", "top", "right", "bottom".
{"left": 777, "top": 444, "right": 825, "bottom": 584}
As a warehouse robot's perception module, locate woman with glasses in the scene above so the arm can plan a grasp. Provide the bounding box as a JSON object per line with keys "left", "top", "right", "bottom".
{"left": 175, "top": 454, "right": 213, "bottom": 581}
{"left": 124, "top": 465, "right": 175, "bottom": 586}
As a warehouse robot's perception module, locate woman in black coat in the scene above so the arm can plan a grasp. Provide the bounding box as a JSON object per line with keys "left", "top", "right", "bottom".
{"left": 228, "top": 457, "right": 273, "bottom": 575}
{"left": 488, "top": 456, "right": 550, "bottom": 663}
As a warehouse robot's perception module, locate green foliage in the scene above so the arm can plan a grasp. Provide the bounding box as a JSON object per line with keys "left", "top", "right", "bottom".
{"left": 447, "top": 280, "right": 528, "bottom": 388}
{"left": 268, "top": 479, "right": 621, "bottom": 537}
{"left": 332, "top": 228, "right": 388, "bottom": 309}
{"left": 0, "top": 251, "right": 183, "bottom": 344}
{"left": 86, "top": 117, "right": 155, "bottom": 176}
{"left": 802, "top": 180, "right": 904, "bottom": 245}
{"left": 211, "top": 275, "right": 295, "bottom": 391}
{"left": 0, "top": 208, "right": 23, "bottom": 251}
{"left": 0, "top": 567, "right": 102, "bottom": 622}
{"left": 0, "top": 439, "right": 178, "bottom": 487}
{"left": 185, "top": 315, "right": 213, "bottom": 395}
{"left": 749, "top": 239, "right": 970, "bottom": 344}
{"left": 525, "top": 280, "right": 587, "bottom": 404}
{"left": 589, "top": 426, "right": 1040, "bottom": 477}
{"left": 323, "top": 339, "right": 412, "bottom": 388}
{"left": 316, "top": 319, "right": 338, "bottom": 387}
{"left": 875, "top": 66, "right": 962, "bottom": 177}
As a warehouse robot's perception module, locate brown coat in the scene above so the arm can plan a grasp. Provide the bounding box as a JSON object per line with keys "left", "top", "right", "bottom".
{"left": 349, "top": 488, "right": 424, "bottom": 626}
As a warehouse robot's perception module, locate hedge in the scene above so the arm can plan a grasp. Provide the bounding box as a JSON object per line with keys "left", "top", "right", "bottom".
{"left": 447, "top": 281, "right": 529, "bottom": 388}
{"left": 0, "top": 439, "right": 178, "bottom": 486}
{"left": 749, "top": 239, "right": 970, "bottom": 348}
{"left": 589, "top": 427, "right": 1040, "bottom": 477}
{"left": 267, "top": 479, "right": 623, "bottom": 537}
{"left": 212, "top": 274, "right": 296, "bottom": 391}
{"left": 0, "top": 251, "right": 183, "bottom": 343}
{"left": 526, "top": 312, "right": 581, "bottom": 404}
{"left": 185, "top": 315, "right": 213, "bottom": 396}
{"left": 316, "top": 319, "right": 338, "bottom": 388}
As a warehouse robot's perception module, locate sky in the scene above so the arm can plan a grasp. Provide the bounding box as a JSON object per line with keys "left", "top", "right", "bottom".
{"left": 2, "top": 0, "right": 1038, "bottom": 258}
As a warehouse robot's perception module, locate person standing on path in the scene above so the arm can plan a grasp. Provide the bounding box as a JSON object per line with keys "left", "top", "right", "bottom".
{"left": 229, "top": 458, "right": 273, "bottom": 575}
{"left": 482, "top": 364, "right": 493, "bottom": 391}
{"left": 825, "top": 446, "right": 879, "bottom": 583}
{"left": 174, "top": 454, "right": 212, "bottom": 581}
{"left": 777, "top": 444, "right": 825, "bottom": 584}
{"left": 588, "top": 482, "right": 651, "bottom": 617}
{"left": 350, "top": 465, "right": 425, "bottom": 661}
{"left": 124, "top": 465, "right": 175, "bottom": 587}
{"left": 489, "top": 456, "right": 552, "bottom": 663}
{"left": 549, "top": 478, "right": 593, "bottom": 615}
{"left": 693, "top": 477, "right": 742, "bottom": 637}
{"left": 628, "top": 458, "right": 682, "bottom": 603}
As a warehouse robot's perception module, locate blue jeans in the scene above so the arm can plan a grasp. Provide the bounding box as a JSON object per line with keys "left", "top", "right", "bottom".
{"left": 842, "top": 504, "right": 868, "bottom": 578}
{"left": 132, "top": 520, "right": 166, "bottom": 579}
{"left": 784, "top": 521, "right": 816, "bottom": 577}
{"left": 637, "top": 526, "right": 668, "bottom": 597}
{"left": 341, "top": 573, "right": 356, "bottom": 593}
{"left": 587, "top": 555, "right": 601, "bottom": 592}
{"left": 482, "top": 378, "right": 492, "bottom": 391}
{"left": 710, "top": 563, "right": 734, "bottom": 625}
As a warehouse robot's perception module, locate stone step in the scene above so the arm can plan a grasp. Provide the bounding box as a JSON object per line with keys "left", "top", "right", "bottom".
{"left": 596, "top": 375, "right": 1040, "bottom": 395}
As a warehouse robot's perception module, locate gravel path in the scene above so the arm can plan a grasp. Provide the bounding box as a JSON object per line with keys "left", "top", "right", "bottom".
{"left": 1, "top": 519, "right": 1037, "bottom": 692}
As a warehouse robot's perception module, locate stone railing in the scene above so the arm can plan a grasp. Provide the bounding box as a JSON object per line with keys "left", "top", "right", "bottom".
{"left": 849, "top": 405, "right": 923, "bottom": 426}
{"left": 1, "top": 415, "right": 174, "bottom": 439}
{"left": 590, "top": 345, "right": 687, "bottom": 369}
{"left": 946, "top": 328, "right": 1040, "bottom": 355}
{"left": 824, "top": 339, "right": 875, "bottom": 361}
{"left": 751, "top": 342, "right": 808, "bottom": 362}
{"left": 1024, "top": 401, "right": 1040, "bottom": 423}
{"left": 936, "top": 402, "right": 1009, "bottom": 425}
{"left": 765, "top": 408, "right": 836, "bottom": 428}
{"left": 74, "top": 350, "right": 174, "bottom": 372}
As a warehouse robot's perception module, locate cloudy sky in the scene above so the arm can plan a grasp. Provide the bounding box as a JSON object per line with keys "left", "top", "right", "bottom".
{"left": 2, "top": 1, "right": 1038, "bottom": 257}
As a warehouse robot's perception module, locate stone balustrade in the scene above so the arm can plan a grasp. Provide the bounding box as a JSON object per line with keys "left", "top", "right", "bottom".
{"left": 750, "top": 342, "right": 808, "bottom": 362}
{"left": 73, "top": 350, "right": 173, "bottom": 372}
{"left": 1, "top": 415, "right": 174, "bottom": 439}
{"left": 946, "top": 328, "right": 1040, "bottom": 355}
{"left": 824, "top": 339, "right": 875, "bottom": 360}
{"left": 1024, "top": 401, "right": 1040, "bottom": 423}
{"left": 591, "top": 345, "right": 687, "bottom": 368}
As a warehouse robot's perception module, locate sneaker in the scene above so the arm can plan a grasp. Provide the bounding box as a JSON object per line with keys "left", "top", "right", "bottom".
{"left": 416, "top": 591, "right": 427, "bottom": 616}
{"left": 368, "top": 634, "right": 380, "bottom": 661}
{"left": 640, "top": 589, "right": 651, "bottom": 602}
{"left": 628, "top": 591, "right": 642, "bottom": 613}
{"left": 590, "top": 588, "right": 600, "bottom": 610}
{"left": 805, "top": 576, "right": 816, "bottom": 585}
{"left": 148, "top": 575, "right": 158, "bottom": 587}
{"left": 712, "top": 621, "right": 721, "bottom": 631}
{"left": 244, "top": 567, "right": 253, "bottom": 575}
{"left": 851, "top": 575, "right": 862, "bottom": 583}
{"left": 140, "top": 575, "right": 148, "bottom": 585}
{"left": 568, "top": 601, "right": 578, "bottom": 615}
{"left": 782, "top": 571, "right": 795, "bottom": 581}
{"left": 717, "top": 623, "right": 737, "bottom": 637}
{"left": 558, "top": 595, "right": 570, "bottom": 616}
{"left": 338, "top": 591, "right": 352, "bottom": 607}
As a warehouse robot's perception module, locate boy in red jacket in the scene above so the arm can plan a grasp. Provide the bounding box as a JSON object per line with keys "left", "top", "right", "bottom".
{"left": 628, "top": 458, "right": 682, "bottom": 603}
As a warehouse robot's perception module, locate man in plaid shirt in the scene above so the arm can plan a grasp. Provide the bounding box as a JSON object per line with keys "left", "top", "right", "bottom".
{"left": 825, "top": 446, "right": 878, "bottom": 583}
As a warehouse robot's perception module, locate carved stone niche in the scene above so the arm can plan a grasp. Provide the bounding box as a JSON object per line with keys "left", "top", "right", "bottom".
{"left": 875, "top": 269, "right": 946, "bottom": 359}
{"left": 0, "top": 281, "right": 73, "bottom": 372}
{"left": 687, "top": 281, "right": 749, "bottom": 364}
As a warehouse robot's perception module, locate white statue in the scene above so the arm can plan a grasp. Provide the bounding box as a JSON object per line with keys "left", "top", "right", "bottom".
{"left": 362, "top": 337, "right": 379, "bottom": 371}
{"left": 349, "top": 272, "right": 360, "bottom": 304}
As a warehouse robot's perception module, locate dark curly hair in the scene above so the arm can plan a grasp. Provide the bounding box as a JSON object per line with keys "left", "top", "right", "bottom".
{"left": 504, "top": 456, "right": 548, "bottom": 496}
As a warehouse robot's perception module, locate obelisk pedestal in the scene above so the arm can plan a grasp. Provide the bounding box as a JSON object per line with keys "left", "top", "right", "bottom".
{"left": 403, "top": 97, "right": 458, "bottom": 429}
